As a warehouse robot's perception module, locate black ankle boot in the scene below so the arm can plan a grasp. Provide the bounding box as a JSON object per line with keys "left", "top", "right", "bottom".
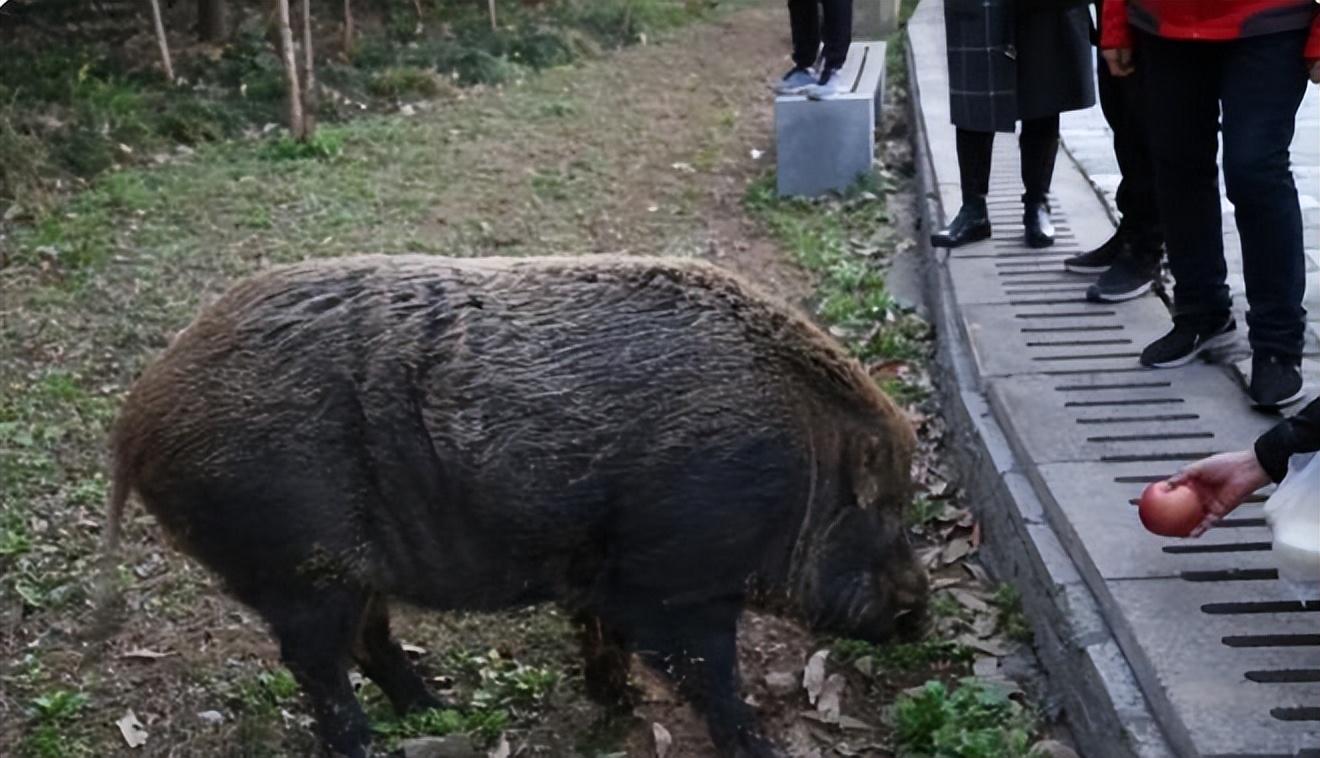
{"left": 1023, "top": 194, "right": 1054, "bottom": 248}
{"left": 931, "top": 198, "right": 991, "bottom": 248}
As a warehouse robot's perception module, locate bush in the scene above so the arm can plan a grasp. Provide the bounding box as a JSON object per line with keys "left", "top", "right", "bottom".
{"left": 367, "top": 67, "right": 442, "bottom": 99}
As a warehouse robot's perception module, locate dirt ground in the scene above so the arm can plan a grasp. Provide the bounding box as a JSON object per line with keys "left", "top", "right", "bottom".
{"left": 0, "top": 2, "right": 1060, "bottom": 756}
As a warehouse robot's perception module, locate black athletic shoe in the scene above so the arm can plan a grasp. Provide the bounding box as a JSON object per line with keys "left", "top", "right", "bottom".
{"left": 1139, "top": 317, "right": 1237, "bottom": 368}
{"left": 1249, "top": 353, "right": 1305, "bottom": 409}
{"left": 1064, "top": 230, "right": 1125, "bottom": 274}
{"left": 1086, "top": 255, "right": 1159, "bottom": 303}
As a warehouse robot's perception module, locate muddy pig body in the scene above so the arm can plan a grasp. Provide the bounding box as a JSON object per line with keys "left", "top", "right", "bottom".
{"left": 107, "top": 254, "right": 928, "bottom": 758}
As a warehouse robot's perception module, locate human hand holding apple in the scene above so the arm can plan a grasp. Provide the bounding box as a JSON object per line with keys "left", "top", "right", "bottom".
{"left": 1138, "top": 480, "right": 1207, "bottom": 537}
{"left": 1138, "top": 450, "right": 1273, "bottom": 538}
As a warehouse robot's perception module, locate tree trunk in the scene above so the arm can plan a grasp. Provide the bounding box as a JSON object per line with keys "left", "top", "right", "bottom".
{"left": 301, "top": 0, "right": 318, "bottom": 137}
{"left": 341, "top": 0, "right": 354, "bottom": 57}
{"left": 148, "top": 0, "right": 176, "bottom": 82}
{"left": 274, "top": 0, "right": 305, "bottom": 139}
{"left": 487, "top": 0, "right": 497, "bottom": 30}
{"left": 197, "top": 0, "right": 228, "bottom": 41}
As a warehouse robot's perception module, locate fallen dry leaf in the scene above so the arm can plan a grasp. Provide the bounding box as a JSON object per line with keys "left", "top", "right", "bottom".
{"left": 120, "top": 648, "right": 172, "bottom": 661}
{"left": 651, "top": 723, "right": 673, "bottom": 758}
{"left": 803, "top": 649, "right": 830, "bottom": 705}
{"left": 815, "top": 673, "right": 846, "bottom": 723}
{"left": 942, "top": 539, "right": 973, "bottom": 565}
{"left": 117, "top": 710, "right": 148, "bottom": 749}
{"left": 949, "top": 588, "right": 990, "bottom": 614}
{"left": 489, "top": 735, "right": 511, "bottom": 758}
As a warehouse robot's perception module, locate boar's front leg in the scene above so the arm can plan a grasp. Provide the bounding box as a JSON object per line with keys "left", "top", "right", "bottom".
{"left": 352, "top": 594, "right": 446, "bottom": 715}
{"left": 627, "top": 599, "right": 783, "bottom": 758}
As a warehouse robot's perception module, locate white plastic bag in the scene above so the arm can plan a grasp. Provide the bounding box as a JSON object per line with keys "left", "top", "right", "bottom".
{"left": 1263, "top": 452, "right": 1320, "bottom": 589}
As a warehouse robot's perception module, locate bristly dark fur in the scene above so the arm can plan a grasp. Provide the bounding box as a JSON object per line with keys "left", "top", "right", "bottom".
{"left": 103, "top": 254, "right": 928, "bottom": 758}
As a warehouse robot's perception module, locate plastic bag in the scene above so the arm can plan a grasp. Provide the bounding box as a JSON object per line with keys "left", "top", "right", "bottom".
{"left": 1263, "top": 452, "right": 1320, "bottom": 590}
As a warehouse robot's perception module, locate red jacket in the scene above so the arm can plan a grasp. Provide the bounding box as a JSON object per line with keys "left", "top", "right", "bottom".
{"left": 1101, "top": 0, "right": 1320, "bottom": 60}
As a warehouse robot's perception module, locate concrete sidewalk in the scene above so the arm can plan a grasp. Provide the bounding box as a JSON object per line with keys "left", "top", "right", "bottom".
{"left": 905, "top": 2, "right": 1320, "bottom": 757}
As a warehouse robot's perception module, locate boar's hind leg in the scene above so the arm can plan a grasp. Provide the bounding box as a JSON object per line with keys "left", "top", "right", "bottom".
{"left": 264, "top": 588, "right": 373, "bottom": 758}
{"left": 353, "top": 594, "right": 445, "bottom": 715}
{"left": 627, "top": 600, "right": 783, "bottom": 758}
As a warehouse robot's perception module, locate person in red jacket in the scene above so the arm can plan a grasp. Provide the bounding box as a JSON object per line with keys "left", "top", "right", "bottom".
{"left": 1100, "top": 0, "right": 1320, "bottom": 409}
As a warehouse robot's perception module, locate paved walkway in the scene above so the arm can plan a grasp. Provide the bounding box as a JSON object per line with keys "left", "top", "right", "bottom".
{"left": 906, "top": 2, "right": 1320, "bottom": 757}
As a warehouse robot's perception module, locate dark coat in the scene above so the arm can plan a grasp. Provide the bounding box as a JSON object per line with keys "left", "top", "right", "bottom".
{"left": 944, "top": 0, "right": 1096, "bottom": 133}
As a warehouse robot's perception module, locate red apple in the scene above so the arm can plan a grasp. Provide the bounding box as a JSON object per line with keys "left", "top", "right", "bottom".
{"left": 1138, "top": 481, "right": 1206, "bottom": 537}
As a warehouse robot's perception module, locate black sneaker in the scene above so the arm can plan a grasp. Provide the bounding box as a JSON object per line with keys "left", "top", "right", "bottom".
{"left": 1249, "top": 353, "right": 1305, "bottom": 409}
{"left": 1064, "top": 230, "right": 1125, "bottom": 274}
{"left": 1086, "top": 255, "right": 1159, "bottom": 303}
{"left": 1139, "top": 316, "right": 1237, "bottom": 368}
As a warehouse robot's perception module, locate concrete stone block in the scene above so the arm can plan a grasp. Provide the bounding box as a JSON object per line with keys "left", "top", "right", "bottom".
{"left": 775, "top": 41, "right": 886, "bottom": 197}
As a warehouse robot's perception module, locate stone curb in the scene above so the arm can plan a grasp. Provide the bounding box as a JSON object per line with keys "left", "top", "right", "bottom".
{"left": 901, "top": 24, "right": 1178, "bottom": 758}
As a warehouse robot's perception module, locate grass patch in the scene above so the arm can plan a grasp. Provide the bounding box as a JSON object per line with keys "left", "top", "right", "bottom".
{"left": 744, "top": 173, "right": 930, "bottom": 366}
{"left": 895, "top": 679, "right": 1037, "bottom": 758}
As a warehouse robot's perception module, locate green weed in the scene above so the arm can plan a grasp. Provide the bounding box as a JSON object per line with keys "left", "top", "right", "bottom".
{"left": 991, "top": 585, "right": 1033, "bottom": 643}
{"left": 22, "top": 690, "right": 91, "bottom": 758}
{"left": 895, "top": 679, "right": 1037, "bottom": 758}
{"left": 368, "top": 67, "right": 443, "bottom": 99}
{"left": 832, "top": 638, "right": 973, "bottom": 672}
{"left": 261, "top": 130, "right": 346, "bottom": 161}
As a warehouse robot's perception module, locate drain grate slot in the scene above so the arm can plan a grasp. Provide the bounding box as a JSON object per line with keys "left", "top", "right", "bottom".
{"left": 1078, "top": 414, "right": 1200, "bottom": 424}
{"left": 1089, "top": 431, "right": 1213, "bottom": 442}
{"left": 1271, "top": 707, "right": 1320, "bottom": 721}
{"left": 1056, "top": 381, "right": 1171, "bottom": 391}
{"left": 1020, "top": 325, "right": 1125, "bottom": 333}
{"left": 1101, "top": 452, "right": 1219, "bottom": 463}
{"left": 1182, "top": 568, "right": 1279, "bottom": 582}
{"left": 1016, "top": 310, "right": 1118, "bottom": 319}
{"left": 1042, "top": 368, "right": 1151, "bottom": 375}
{"left": 1028, "top": 339, "right": 1132, "bottom": 347}
{"left": 1214, "top": 517, "right": 1269, "bottom": 528}
{"left": 1067, "top": 398, "right": 1184, "bottom": 407}
{"left": 999, "top": 269, "right": 1085, "bottom": 277}
{"left": 1223, "top": 634, "right": 1320, "bottom": 648}
{"left": 1162, "top": 542, "right": 1272, "bottom": 554}
{"left": 1114, "top": 474, "right": 1171, "bottom": 484}
{"left": 1202, "top": 600, "right": 1320, "bottom": 614}
{"left": 1032, "top": 352, "right": 1141, "bottom": 362}
{"left": 1245, "top": 670, "right": 1320, "bottom": 683}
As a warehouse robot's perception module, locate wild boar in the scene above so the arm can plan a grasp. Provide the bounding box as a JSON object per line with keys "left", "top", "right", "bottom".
{"left": 102, "top": 254, "right": 929, "bottom": 758}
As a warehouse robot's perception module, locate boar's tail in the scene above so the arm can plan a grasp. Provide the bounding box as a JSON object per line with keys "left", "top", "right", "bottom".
{"left": 85, "top": 458, "right": 133, "bottom": 644}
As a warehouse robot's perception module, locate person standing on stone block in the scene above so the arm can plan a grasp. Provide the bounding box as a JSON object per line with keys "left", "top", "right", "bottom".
{"left": 774, "top": 0, "right": 854, "bottom": 101}
{"left": 1062, "top": 0, "right": 1165, "bottom": 304}
{"left": 931, "top": 0, "right": 1095, "bottom": 250}
{"left": 1101, "top": 0, "right": 1320, "bottom": 409}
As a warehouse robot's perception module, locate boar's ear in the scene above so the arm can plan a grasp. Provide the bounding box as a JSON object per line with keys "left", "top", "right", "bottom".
{"left": 848, "top": 436, "right": 885, "bottom": 509}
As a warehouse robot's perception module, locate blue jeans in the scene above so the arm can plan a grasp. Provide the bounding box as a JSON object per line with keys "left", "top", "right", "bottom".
{"left": 1139, "top": 29, "right": 1310, "bottom": 359}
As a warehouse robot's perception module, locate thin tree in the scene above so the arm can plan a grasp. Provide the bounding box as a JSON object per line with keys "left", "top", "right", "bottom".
{"left": 341, "top": 0, "right": 354, "bottom": 57}
{"left": 148, "top": 0, "right": 176, "bottom": 82}
{"left": 300, "top": 0, "right": 318, "bottom": 137}
{"left": 274, "top": 0, "right": 305, "bottom": 138}
{"left": 487, "top": 0, "right": 497, "bottom": 31}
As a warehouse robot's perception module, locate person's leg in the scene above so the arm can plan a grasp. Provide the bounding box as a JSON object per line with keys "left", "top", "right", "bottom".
{"left": 1220, "top": 29, "right": 1309, "bottom": 360}
{"left": 1020, "top": 114, "right": 1059, "bottom": 248}
{"left": 787, "top": 0, "right": 821, "bottom": 70}
{"left": 819, "top": 0, "right": 853, "bottom": 71}
{"left": 1140, "top": 32, "right": 1231, "bottom": 327}
{"left": 931, "top": 128, "right": 994, "bottom": 247}
{"left": 1066, "top": 44, "right": 1129, "bottom": 272}
{"left": 1220, "top": 28, "right": 1309, "bottom": 406}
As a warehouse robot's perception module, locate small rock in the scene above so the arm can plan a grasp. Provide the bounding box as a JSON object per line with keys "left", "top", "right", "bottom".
{"left": 401, "top": 104, "right": 417, "bottom": 116}
{"left": 196, "top": 710, "right": 224, "bottom": 725}
{"left": 400, "top": 735, "right": 481, "bottom": 758}
{"left": 764, "top": 670, "right": 798, "bottom": 696}
{"left": 1031, "top": 740, "right": 1081, "bottom": 758}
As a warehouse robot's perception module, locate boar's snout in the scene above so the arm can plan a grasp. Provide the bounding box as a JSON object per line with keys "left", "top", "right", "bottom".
{"left": 804, "top": 510, "right": 931, "bottom": 644}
